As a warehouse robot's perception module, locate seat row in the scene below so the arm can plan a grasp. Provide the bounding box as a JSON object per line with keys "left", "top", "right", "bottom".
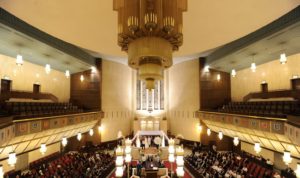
{"left": 218, "top": 101, "right": 300, "bottom": 118}
{"left": 1, "top": 101, "right": 83, "bottom": 118}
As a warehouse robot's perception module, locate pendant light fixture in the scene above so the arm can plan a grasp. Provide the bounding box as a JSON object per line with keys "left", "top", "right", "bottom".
{"left": 254, "top": 142, "right": 261, "bottom": 154}
{"left": 62, "top": 137, "right": 68, "bottom": 147}
{"left": 251, "top": 63, "right": 256, "bottom": 72}
{"left": 233, "top": 137, "right": 239, "bottom": 146}
{"left": 204, "top": 65, "right": 210, "bottom": 73}
{"left": 16, "top": 54, "right": 23, "bottom": 66}
{"left": 65, "top": 70, "right": 70, "bottom": 78}
{"left": 0, "top": 164, "right": 3, "bottom": 178}
{"left": 89, "top": 129, "right": 94, "bottom": 136}
{"left": 207, "top": 128, "right": 211, "bottom": 136}
{"left": 231, "top": 69, "right": 236, "bottom": 77}
{"left": 198, "top": 124, "right": 203, "bottom": 133}
{"left": 113, "top": 0, "right": 187, "bottom": 90}
{"left": 282, "top": 150, "right": 292, "bottom": 165}
{"left": 279, "top": 42, "right": 287, "bottom": 64}
{"left": 98, "top": 125, "right": 103, "bottom": 133}
{"left": 91, "top": 66, "right": 97, "bottom": 73}
{"left": 77, "top": 132, "right": 82, "bottom": 141}
{"left": 280, "top": 53, "right": 287, "bottom": 64}
{"left": 250, "top": 54, "right": 256, "bottom": 72}
{"left": 295, "top": 162, "right": 300, "bottom": 178}
{"left": 40, "top": 143, "right": 47, "bottom": 155}
{"left": 218, "top": 131, "right": 223, "bottom": 140}
{"left": 45, "top": 64, "right": 51, "bottom": 74}
{"left": 8, "top": 152, "right": 17, "bottom": 167}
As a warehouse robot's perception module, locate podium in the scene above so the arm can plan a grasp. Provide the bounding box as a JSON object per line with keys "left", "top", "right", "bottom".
{"left": 145, "top": 170, "right": 158, "bottom": 178}
{"left": 145, "top": 161, "right": 159, "bottom": 178}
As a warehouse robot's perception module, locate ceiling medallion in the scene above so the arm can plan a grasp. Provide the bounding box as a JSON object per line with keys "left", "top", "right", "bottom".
{"left": 114, "top": 0, "right": 187, "bottom": 89}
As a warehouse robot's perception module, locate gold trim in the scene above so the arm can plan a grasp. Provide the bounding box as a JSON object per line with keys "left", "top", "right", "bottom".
{"left": 197, "top": 111, "right": 287, "bottom": 121}
{"left": 13, "top": 111, "right": 101, "bottom": 123}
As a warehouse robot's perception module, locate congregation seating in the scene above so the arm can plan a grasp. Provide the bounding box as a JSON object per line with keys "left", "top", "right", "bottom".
{"left": 185, "top": 151, "right": 274, "bottom": 178}
{"left": 2, "top": 101, "right": 83, "bottom": 119}
{"left": 29, "top": 152, "right": 61, "bottom": 169}
{"left": 218, "top": 101, "right": 300, "bottom": 118}
{"left": 7, "top": 147, "right": 115, "bottom": 178}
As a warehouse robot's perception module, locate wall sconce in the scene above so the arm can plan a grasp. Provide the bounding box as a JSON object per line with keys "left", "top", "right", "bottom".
{"left": 80, "top": 75, "right": 84, "bottom": 82}
{"left": 292, "top": 75, "right": 299, "bottom": 79}
{"left": 217, "top": 74, "right": 221, "bottom": 81}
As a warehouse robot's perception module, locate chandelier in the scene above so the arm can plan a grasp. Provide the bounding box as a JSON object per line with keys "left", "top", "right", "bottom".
{"left": 113, "top": 0, "right": 187, "bottom": 89}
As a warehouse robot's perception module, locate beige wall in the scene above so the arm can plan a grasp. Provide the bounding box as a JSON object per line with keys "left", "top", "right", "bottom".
{"left": 101, "top": 59, "right": 133, "bottom": 142}
{"left": 167, "top": 59, "right": 200, "bottom": 141}
{"left": 231, "top": 53, "right": 300, "bottom": 101}
{"left": 0, "top": 54, "right": 70, "bottom": 102}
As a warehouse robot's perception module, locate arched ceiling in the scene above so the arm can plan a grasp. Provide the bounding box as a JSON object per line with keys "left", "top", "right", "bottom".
{"left": 0, "top": 0, "right": 299, "bottom": 63}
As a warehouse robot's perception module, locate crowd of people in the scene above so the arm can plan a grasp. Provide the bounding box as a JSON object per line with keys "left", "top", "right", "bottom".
{"left": 14, "top": 150, "right": 114, "bottom": 178}
{"left": 185, "top": 150, "right": 274, "bottom": 178}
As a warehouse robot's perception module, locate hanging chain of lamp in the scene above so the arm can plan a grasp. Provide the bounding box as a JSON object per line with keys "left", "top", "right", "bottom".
{"left": 113, "top": 0, "right": 187, "bottom": 89}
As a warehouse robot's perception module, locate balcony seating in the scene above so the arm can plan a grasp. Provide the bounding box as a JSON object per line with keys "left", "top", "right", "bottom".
{"left": 3, "top": 101, "right": 83, "bottom": 119}
{"left": 218, "top": 101, "right": 300, "bottom": 118}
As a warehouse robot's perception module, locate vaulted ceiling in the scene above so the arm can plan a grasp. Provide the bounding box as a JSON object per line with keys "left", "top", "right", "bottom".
{"left": 1, "top": 0, "right": 299, "bottom": 64}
